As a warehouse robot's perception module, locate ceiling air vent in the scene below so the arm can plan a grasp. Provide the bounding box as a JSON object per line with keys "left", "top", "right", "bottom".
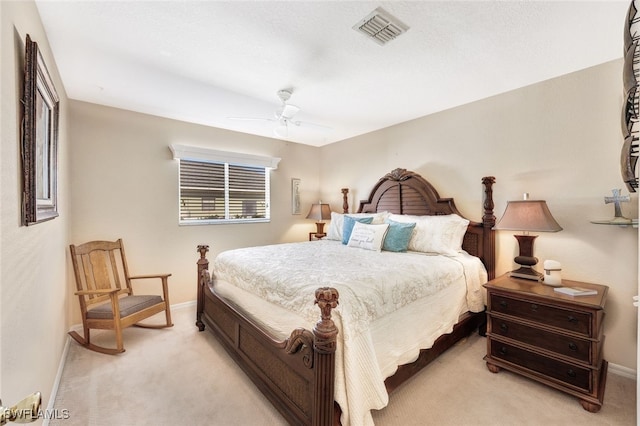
{"left": 353, "top": 7, "right": 409, "bottom": 46}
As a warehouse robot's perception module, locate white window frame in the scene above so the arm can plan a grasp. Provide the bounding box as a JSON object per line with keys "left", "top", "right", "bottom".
{"left": 171, "top": 144, "right": 280, "bottom": 225}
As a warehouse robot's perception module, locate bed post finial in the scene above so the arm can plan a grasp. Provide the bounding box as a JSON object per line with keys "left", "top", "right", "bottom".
{"left": 481, "top": 176, "right": 496, "bottom": 227}
{"left": 341, "top": 188, "right": 349, "bottom": 213}
{"left": 313, "top": 287, "right": 339, "bottom": 352}
{"left": 197, "top": 244, "right": 209, "bottom": 260}
{"left": 313, "top": 287, "right": 338, "bottom": 426}
{"left": 196, "top": 244, "right": 210, "bottom": 331}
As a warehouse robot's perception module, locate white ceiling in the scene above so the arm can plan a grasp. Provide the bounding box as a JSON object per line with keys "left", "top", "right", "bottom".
{"left": 35, "top": 0, "right": 630, "bottom": 147}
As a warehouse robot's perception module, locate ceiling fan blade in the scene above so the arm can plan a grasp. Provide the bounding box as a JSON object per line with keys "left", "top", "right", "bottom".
{"left": 227, "top": 116, "right": 277, "bottom": 123}
{"left": 290, "top": 120, "right": 332, "bottom": 130}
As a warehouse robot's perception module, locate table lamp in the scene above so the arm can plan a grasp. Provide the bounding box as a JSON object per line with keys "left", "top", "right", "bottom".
{"left": 306, "top": 202, "right": 332, "bottom": 238}
{"left": 494, "top": 194, "right": 562, "bottom": 282}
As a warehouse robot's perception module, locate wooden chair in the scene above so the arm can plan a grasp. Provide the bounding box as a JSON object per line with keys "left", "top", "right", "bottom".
{"left": 69, "top": 239, "right": 173, "bottom": 354}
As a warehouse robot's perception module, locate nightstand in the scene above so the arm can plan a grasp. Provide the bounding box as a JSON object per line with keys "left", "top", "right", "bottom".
{"left": 308, "top": 232, "right": 326, "bottom": 241}
{"left": 484, "top": 274, "right": 608, "bottom": 412}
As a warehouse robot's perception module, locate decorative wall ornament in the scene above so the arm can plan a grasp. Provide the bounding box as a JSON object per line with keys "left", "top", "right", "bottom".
{"left": 291, "top": 178, "right": 301, "bottom": 214}
{"left": 604, "top": 188, "right": 632, "bottom": 223}
{"left": 591, "top": 188, "right": 637, "bottom": 227}
{"left": 22, "top": 34, "right": 60, "bottom": 225}
{"left": 622, "top": 1, "right": 639, "bottom": 192}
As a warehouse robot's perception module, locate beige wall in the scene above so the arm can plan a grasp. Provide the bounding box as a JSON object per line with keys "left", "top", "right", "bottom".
{"left": 1, "top": 0, "right": 70, "bottom": 411}
{"left": 68, "top": 101, "right": 321, "bottom": 320}
{"left": 320, "top": 59, "right": 638, "bottom": 370}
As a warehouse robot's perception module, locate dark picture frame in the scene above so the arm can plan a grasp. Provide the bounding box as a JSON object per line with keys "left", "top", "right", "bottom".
{"left": 22, "top": 34, "right": 59, "bottom": 225}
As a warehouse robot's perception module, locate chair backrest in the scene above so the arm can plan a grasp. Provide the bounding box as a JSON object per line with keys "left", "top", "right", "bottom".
{"left": 70, "top": 239, "right": 133, "bottom": 311}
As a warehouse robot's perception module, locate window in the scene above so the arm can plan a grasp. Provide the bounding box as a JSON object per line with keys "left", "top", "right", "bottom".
{"left": 171, "top": 144, "right": 280, "bottom": 225}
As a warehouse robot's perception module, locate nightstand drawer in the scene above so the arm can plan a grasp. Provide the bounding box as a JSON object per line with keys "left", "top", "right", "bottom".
{"left": 489, "top": 293, "right": 592, "bottom": 336}
{"left": 489, "top": 340, "right": 593, "bottom": 392}
{"left": 488, "top": 316, "right": 594, "bottom": 364}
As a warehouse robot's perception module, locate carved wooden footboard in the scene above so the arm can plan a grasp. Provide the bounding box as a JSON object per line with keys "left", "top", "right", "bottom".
{"left": 196, "top": 244, "right": 339, "bottom": 425}
{"left": 195, "top": 170, "right": 496, "bottom": 425}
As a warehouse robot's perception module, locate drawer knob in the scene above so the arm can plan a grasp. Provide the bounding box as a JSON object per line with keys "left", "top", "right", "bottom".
{"left": 530, "top": 303, "right": 538, "bottom": 311}
{"left": 567, "top": 369, "right": 576, "bottom": 378}
{"left": 567, "top": 315, "right": 578, "bottom": 323}
{"left": 500, "top": 300, "right": 508, "bottom": 308}
{"left": 499, "top": 346, "right": 508, "bottom": 356}
{"left": 500, "top": 323, "right": 508, "bottom": 333}
{"left": 568, "top": 342, "right": 578, "bottom": 352}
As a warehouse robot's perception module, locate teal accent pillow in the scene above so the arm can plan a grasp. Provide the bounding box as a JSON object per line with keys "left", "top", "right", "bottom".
{"left": 382, "top": 219, "right": 416, "bottom": 252}
{"left": 342, "top": 216, "right": 374, "bottom": 244}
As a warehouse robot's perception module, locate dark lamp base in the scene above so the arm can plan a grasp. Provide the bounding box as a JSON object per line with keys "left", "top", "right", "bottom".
{"left": 509, "top": 266, "right": 543, "bottom": 281}
{"left": 314, "top": 222, "right": 326, "bottom": 235}
{"left": 510, "top": 234, "right": 543, "bottom": 281}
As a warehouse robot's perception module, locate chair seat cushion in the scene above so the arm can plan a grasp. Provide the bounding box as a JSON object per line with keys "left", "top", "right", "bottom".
{"left": 87, "top": 295, "right": 163, "bottom": 320}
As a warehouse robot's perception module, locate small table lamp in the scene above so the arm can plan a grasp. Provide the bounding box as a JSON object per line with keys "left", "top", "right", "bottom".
{"left": 494, "top": 194, "right": 562, "bottom": 282}
{"left": 306, "top": 202, "right": 332, "bottom": 238}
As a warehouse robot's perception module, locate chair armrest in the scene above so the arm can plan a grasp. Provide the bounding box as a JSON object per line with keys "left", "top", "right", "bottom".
{"left": 129, "top": 274, "right": 171, "bottom": 305}
{"left": 129, "top": 274, "right": 172, "bottom": 280}
{"left": 75, "top": 289, "right": 119, "bottom": 296}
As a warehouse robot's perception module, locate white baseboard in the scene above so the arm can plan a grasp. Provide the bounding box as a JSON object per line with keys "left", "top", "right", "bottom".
{"left": 170, "top": 299, "right": 196, "bottom": 311}
{"left": 608, "top": 361, "right": 637, "bottom": 380}
{"left": 44, "top": 336, "right": 70, "bottom": 426}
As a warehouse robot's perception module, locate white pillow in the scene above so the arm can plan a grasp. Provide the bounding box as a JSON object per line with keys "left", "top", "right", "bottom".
{"left": 326, "top": 211, "right": 390, "bottom": 241}
{"left": 326, "top": 212, "right": 345, "bottom": 241}
{"left": 347, "top": 222, "right": 390, "bottom": 252}
{"left": 388, "top": 214, "right": 469, "bottom": 255}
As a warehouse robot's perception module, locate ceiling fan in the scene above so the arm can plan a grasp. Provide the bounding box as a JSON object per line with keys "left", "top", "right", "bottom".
{"left": 228, "top": 89, "right": 329, "bottom": 138}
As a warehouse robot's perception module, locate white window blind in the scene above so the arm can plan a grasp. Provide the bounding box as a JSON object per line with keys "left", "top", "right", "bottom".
{"left": 171, "top": 145, "right": 279, "bottom": 225}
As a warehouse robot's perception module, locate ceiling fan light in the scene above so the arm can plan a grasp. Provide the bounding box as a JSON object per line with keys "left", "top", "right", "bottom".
{"left": 281, "top": 104, "right": 300, "bottom": 119}
{"left": 277, "top": 89, "right": 293, "bottom": 103}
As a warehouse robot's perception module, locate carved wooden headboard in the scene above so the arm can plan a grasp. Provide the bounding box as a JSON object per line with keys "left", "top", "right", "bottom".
{"left": 346, "top": 168, "right": 496, "bottom": 280}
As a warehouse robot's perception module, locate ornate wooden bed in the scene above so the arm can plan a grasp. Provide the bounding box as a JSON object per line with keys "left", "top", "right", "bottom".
{"left": 195, "top": 168, "right": 496, "bottom": 426}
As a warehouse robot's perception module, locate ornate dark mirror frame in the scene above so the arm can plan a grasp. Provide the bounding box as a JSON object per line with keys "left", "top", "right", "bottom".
{"left": 622, "top": 1, "right": 639, "bottom": 193}
{"left": 22, "top": 34, "right": 59, "bottom": 225}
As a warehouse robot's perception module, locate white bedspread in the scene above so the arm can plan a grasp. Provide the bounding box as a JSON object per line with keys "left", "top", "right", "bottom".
{"left": 212, "top": 240, "right": 487, "bottom": 426}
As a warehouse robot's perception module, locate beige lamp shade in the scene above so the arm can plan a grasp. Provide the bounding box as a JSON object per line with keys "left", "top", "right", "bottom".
{"left": 494, "top": 200, "right": 562, "bottom": 232}
{"left": 306, "top": 203, "right": 332, "bottom": 221}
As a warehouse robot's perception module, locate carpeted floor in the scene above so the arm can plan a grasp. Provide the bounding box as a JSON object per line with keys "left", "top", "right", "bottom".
{"left": 51, "top": 305, "right": 636, "bottom": 425}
